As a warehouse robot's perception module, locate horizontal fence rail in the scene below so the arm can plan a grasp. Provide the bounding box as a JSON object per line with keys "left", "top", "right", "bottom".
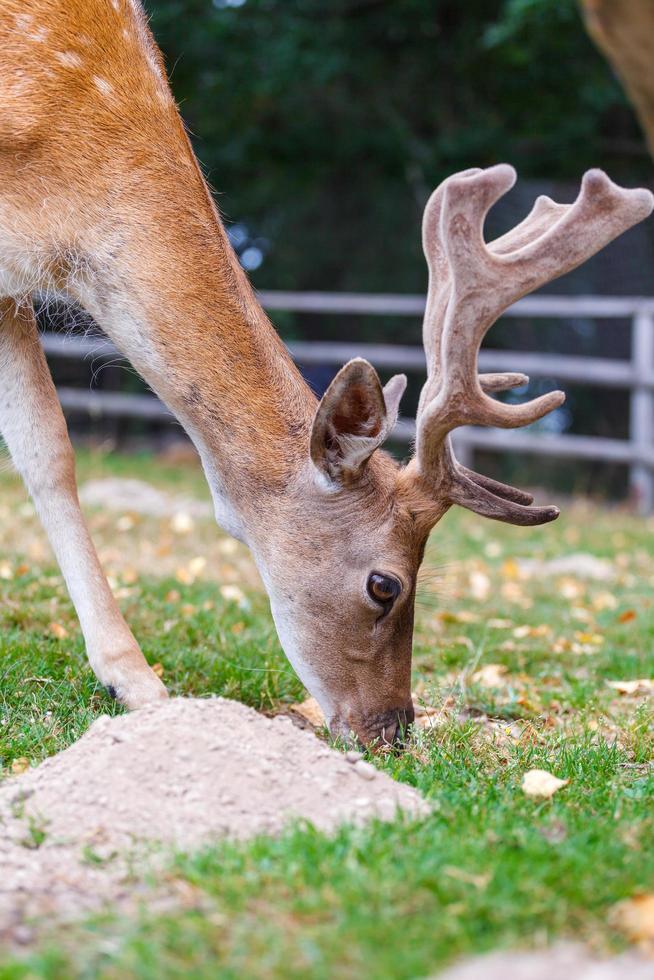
{"left": 42, "top": 291, "right": 654, "bottom": 513}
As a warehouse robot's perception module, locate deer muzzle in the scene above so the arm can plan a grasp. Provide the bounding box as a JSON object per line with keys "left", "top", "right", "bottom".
{"left": 331, "top": 701, "right": 415, "bottom": 750}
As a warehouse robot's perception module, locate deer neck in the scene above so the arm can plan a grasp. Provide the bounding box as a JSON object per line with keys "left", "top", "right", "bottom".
{"left": 75, "top": 194, "right": 316, "bottom": 542}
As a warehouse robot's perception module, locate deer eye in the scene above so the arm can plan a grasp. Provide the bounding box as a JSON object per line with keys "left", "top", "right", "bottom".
{"left": 367, "top": 572, "right": 401, "bottom": 607}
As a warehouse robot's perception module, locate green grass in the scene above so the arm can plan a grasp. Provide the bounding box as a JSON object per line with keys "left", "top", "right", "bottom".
{"left": 0, "top": 449, "right": 653, "bottom": 977}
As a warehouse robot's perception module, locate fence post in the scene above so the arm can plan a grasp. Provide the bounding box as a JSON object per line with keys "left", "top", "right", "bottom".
{"left": 630, "top": 309, "right": 654, "bottom": 515}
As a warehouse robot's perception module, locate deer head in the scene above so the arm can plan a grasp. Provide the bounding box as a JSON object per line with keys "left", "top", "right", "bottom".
{"left": 247, "top": 166, "right": 652, "bottom": 746}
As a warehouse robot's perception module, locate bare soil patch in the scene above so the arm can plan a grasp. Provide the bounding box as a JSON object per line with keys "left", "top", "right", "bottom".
{"left": 438, "top": 943, "right": 654, "bottom": 979}
{"left": 0, "top": 697, "right": 427, "bottom": 940}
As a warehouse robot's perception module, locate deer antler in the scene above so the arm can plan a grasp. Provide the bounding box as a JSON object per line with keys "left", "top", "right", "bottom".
{"left": 411, "top": 164, "right": 654, "bottom": 526}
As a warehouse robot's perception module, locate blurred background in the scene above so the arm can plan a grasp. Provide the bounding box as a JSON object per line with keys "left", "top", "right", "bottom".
{"left": 44, "top": 0, "right": 654, "bottom": 508}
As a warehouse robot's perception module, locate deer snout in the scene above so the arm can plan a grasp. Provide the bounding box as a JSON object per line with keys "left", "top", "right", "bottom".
{"left": 332, "top": 702, "right": 415, "bottom": 750}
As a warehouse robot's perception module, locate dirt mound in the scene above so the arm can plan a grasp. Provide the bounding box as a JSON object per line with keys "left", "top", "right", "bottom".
{"left": 437, "top": 944, "right": 654, "bottom": 979}
{"left": 0, "top": 698, "right": 427, "bottom": 938}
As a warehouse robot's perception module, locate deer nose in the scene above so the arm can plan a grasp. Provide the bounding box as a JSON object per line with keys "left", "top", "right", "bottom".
{"left": 367, "top": 703, "right": 415, "bottom": 748}
{"left": 390, "top": 702, "right": 415, "bottom": 746}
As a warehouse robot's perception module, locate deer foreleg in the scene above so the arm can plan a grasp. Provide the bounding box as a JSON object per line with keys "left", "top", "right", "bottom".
{"left": 0, "top": 298, "right": 167, "bottom": 709}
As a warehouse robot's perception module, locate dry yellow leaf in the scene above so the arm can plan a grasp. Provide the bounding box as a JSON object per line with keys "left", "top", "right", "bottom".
{"left": 188, "top": 556, "right": 207, "bottom": 577}
{"left": 11, "top": 757, "right": 29, "bottom": 774}
{"left": 151, "top": 662, "right": 165, "bottom": 678}
{"left": 48, "top": 621, "right": 68, "bottom": 640}
{"left": 170, "top": 511, "right": 194, "bottom": 534}
{"left": 469, "top": 570, "right": 491, "bottom": 601}
{"left": 442, "top": 865, "right": 492, "bottom": 889}
{"left": 220, "top": 584, "right": 247, "bottom": 607}
{"left": 501, "top": 558, "right": 521, "bottom": 580}
{"left": 607, "top": 679, "right": 654, "bottom": 696}
{"left": 592, "top": 591, "right": 618, "bottom": 612}
{"left": 574, "top": 631, "right": 604, "bottom": 646}
{"left": 472, "top": 664, "right": 508, "bottom": 688}
{"left": 521, "top": 769, "right": 568, "bottom": 799}
{"left": 217, "top": 538, "right": 238, "bottom": 556}
{"left": 610, "top": 893, "right": 654, "bottom": 951}
{"left": 290, "top": 697, "right": 326, "bottom": 728}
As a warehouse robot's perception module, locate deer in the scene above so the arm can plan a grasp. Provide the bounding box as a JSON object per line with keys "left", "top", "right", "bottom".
{"left": 0, "top": 1, "right": 652, "bottom": 747}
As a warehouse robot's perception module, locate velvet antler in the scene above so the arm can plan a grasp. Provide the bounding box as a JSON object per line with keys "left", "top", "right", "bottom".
{"left": 410, "top": 165, "right": 653, "bottom": 526}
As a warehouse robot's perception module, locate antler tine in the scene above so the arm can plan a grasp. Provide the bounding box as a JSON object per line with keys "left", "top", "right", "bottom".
{"left": 490, "top": 195, "right": 569, "bottom": 256}
{"left": 420, "top": 168, "right": 483, "bottom": 374}
{"left": 412, "top": 165, "right": 654, "bottom": 526}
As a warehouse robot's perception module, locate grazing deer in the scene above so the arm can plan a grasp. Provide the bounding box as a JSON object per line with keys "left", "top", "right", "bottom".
{"left": 0, "top": 1, "right": 652, "bottom": 746}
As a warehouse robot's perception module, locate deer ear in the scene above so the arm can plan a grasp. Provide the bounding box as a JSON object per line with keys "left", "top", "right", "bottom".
{"left": 310, "top": 358, "right": 406, "bottom": 483}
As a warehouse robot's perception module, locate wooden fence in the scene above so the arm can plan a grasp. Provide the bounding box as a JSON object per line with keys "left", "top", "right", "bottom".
{"left": 42, "top": 291, "right": 654, "bottom": 514}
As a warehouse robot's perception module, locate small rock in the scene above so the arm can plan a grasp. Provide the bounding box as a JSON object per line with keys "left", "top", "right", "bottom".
{"left": 354, "top": 761, "right": 376, "bottom": 781}
{"left": 345, "top": 750, "right": 363, "bottom": 763}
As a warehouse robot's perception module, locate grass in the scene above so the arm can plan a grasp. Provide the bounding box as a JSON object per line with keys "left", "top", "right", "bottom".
{"left": 0, "top": 448, "right": 653, "bottom": 977}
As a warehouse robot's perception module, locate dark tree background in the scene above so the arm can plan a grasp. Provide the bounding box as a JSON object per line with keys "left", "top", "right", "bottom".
{"left": 145, "top": 0, "right": 650, "bottom": 298}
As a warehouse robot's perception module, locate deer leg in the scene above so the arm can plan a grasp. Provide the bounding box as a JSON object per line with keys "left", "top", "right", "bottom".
{"left": 0, "top": 298, "right": 167, "bottom": 709}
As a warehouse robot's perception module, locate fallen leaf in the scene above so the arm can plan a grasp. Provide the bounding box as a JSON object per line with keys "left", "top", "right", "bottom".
{"left": 610, "top": 893, "right": 654, "bottom": 952}
{"left": 11, "top": 757, "right": 29, "bottom": 774}
{"left": 220, "top": 584, "right": 248, "bottom": 608}
{"left": 151, "top": 662, "right": 165, "bottom": 678}
{"left": 521, "top": 769, "right": 568, "bottom": 799}
{"left": 471, "top": 664, "right": 508, "bottom": 688}
{"left": 170, "top": 511, "right": 194, "bottom": 534}
{"left": 513, "top": 624, "right": 552, "bottom": 639}
{"left": 574, "top": 631, "right": 604, "bottom": 646}
{"left": 607, "top": 679, "right": 654, "bottom": 696}
{"left": 48, "top": 622, "right": 68, "bottom": 640}
{"left": 442, "top": 865, "right": 492, "bottom": 889}
{"left": 290, "top": 697, "right": 325, "bottom": 728}
{"left": 592, "top": 591, "right": 618, "bottom": 612}
{"left": 188, "top": 556, "right": 206, "bottom": 577}
{"left": 469, "top": 570, "right": 491, "bottom": 602}
{"left": 501, "top": 558, "right": 521, "bottom": 580}
{"left": 618, "top": 609, "right": 637, "bottom": 624}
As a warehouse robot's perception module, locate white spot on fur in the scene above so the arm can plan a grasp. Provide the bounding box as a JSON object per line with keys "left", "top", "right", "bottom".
{"left": 111, "top": 0, "right": 120, "bottom": 10}
{"left": 28, "top": 27, "right": 49, "bottom": 43}
{"left": 122, "top": 27, "right": 131, "bottom": 40}
{"left": 93, "top": 76, "right": 113, "bottom": 97}
{"left": 55, "top": 51, "right": 83, "bottom": 69}
{"left": 14, "top": 13, "right": 33, "bottom": 30}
